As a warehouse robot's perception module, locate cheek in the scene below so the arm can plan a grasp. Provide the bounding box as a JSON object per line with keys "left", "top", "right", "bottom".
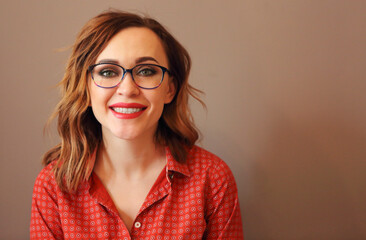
{"left": 89, "top": 86, "right": 112, "bottom": 112}
{"left": 89, "top": 83, "right": 106, "bottom": 101}
{"left": 147, "top": 90, "right": 168, "bottom": 107}
{"left": 144, "top": 93, "right": 166, "bottom": 120}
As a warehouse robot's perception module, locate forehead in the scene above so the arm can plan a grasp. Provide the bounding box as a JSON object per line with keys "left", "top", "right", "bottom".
{"left": 95, "top": 27, "right": 168, "bottom": 66}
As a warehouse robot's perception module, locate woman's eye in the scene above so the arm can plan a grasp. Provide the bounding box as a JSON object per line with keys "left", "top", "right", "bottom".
{"left": 137, "top": 68, "right": 156, "bottom": 76}
{"left": 99, "top": 70, "right": 117, "bottom": 78}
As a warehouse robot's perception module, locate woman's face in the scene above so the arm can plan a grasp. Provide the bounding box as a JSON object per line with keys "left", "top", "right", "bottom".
{"left": 88, "top": 27, "right": 175, "bottom": 142}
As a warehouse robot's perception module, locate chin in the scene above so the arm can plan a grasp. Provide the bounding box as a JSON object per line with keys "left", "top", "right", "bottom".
{"left": 102, "top": 123, "right": 157, "bottom": 142}
{"left": 112, "top": 131, "right": 141, "bottom": 141}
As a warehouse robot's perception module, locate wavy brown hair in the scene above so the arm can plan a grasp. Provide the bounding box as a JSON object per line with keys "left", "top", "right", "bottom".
{"left": 43, "top": 10, "right": 204, "bottom": 192}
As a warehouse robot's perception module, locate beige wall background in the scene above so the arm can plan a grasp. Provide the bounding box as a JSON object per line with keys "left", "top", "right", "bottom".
{"left": 1, "top": 0, "right": 365, "bottom": 239}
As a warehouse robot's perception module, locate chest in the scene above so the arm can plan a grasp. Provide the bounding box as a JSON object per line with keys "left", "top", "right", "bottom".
{"left": 109, "top": 177, "right": 207, "bottom": 238}
{"left": 58, "top": 174, "right": 208, "bottom": 239}
{"left": 108, "top": 180, "right": 153, "bottom": 231}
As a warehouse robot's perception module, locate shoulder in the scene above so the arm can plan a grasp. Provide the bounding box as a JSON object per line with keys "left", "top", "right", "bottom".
{"left": 185, "top": 146, "right": 239, "bottom": 211}
{"left": 187, "top": 145, "right": 233, "bottom": 175}
{"left": 187, "top": 146, "right": 237, "bottom": 193}
{"left": 32, "top": 161, "right": 59, "bottom": 197}
{"left": 34, "top": 162, "right": 56, "bottom": 184}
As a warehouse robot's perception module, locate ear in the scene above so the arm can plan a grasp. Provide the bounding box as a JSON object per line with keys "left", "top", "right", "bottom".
{"left": 164, "top": 78, "right": 176, "bottom": 104}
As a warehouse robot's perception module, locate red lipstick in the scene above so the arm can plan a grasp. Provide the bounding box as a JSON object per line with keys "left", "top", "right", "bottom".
{"left": 110, "top": 102, "right": 147, "bottom": 108}
{"left": 109, "top": 102, "right": 147, "bottom": 119}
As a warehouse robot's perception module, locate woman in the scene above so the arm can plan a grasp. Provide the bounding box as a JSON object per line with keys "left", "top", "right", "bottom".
{"left": 30, "top": 10, "right": 243, "bottom": 239}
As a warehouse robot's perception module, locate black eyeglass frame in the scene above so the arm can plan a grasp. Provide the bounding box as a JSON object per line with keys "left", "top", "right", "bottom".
{"left": 88, "top": 63, "right": 171, "bottom": 90}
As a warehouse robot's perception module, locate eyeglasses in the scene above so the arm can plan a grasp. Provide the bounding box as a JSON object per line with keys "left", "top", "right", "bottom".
{"left": 88, "top": 63, "right": 170, "bottom": 89}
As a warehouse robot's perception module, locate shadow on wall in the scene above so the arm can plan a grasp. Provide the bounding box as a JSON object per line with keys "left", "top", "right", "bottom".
{"left": 245, "top": 112, "right": 366, "bottom": 240}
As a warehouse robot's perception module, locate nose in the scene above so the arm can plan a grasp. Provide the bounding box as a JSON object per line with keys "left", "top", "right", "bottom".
{"left": 116, "top": 71, "right": 140, "bottom": 96}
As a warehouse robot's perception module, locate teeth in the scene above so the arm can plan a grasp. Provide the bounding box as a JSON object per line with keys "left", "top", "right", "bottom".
{"left": 113, "top": 107, "right": 143, "bottom": 114}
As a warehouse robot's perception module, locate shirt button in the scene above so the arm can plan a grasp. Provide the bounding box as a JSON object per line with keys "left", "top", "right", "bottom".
{"left": 134, "top": 222, "right": 141, "bottom": 228}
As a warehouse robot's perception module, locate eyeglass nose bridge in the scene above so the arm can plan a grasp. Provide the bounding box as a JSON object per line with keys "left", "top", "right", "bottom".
{"left": 121, "top": 68, "right": 135, "bottom": 82}
{"left": 117, "top": 67, "right": 140, "bottom": 90}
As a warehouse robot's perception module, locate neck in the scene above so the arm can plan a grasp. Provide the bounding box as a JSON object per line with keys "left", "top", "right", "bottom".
{"left": 94, "top": 129, "right": 166, "bottom": 180}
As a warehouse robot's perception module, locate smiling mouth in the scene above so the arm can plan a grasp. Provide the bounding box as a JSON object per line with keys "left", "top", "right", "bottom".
{"left": 111, "top": 107, "right": 145, "bottom": 114}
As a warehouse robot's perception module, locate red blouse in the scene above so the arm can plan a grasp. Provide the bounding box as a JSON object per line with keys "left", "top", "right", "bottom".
{"left": 30, "top": 146, "right": 243, "bottom": 239}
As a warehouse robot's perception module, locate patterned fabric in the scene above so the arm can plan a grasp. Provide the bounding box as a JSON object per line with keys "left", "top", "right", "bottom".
{"left": 30, "top": 146, "right": 244, "bottom": 239}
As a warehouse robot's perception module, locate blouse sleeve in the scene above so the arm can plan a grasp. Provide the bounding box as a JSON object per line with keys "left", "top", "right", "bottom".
{"left": 30, "top": 164, "right": 63, "bottom": 240}
{"left": 205, "top": 160, "right": 244, "bottom": 239}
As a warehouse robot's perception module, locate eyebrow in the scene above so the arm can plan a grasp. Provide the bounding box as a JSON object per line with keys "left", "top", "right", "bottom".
{"left": 96, "top": 56, "right": 159, "bottom": 65}
{"left": 136, "top": 56, "right": 159, "bottom": 64}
